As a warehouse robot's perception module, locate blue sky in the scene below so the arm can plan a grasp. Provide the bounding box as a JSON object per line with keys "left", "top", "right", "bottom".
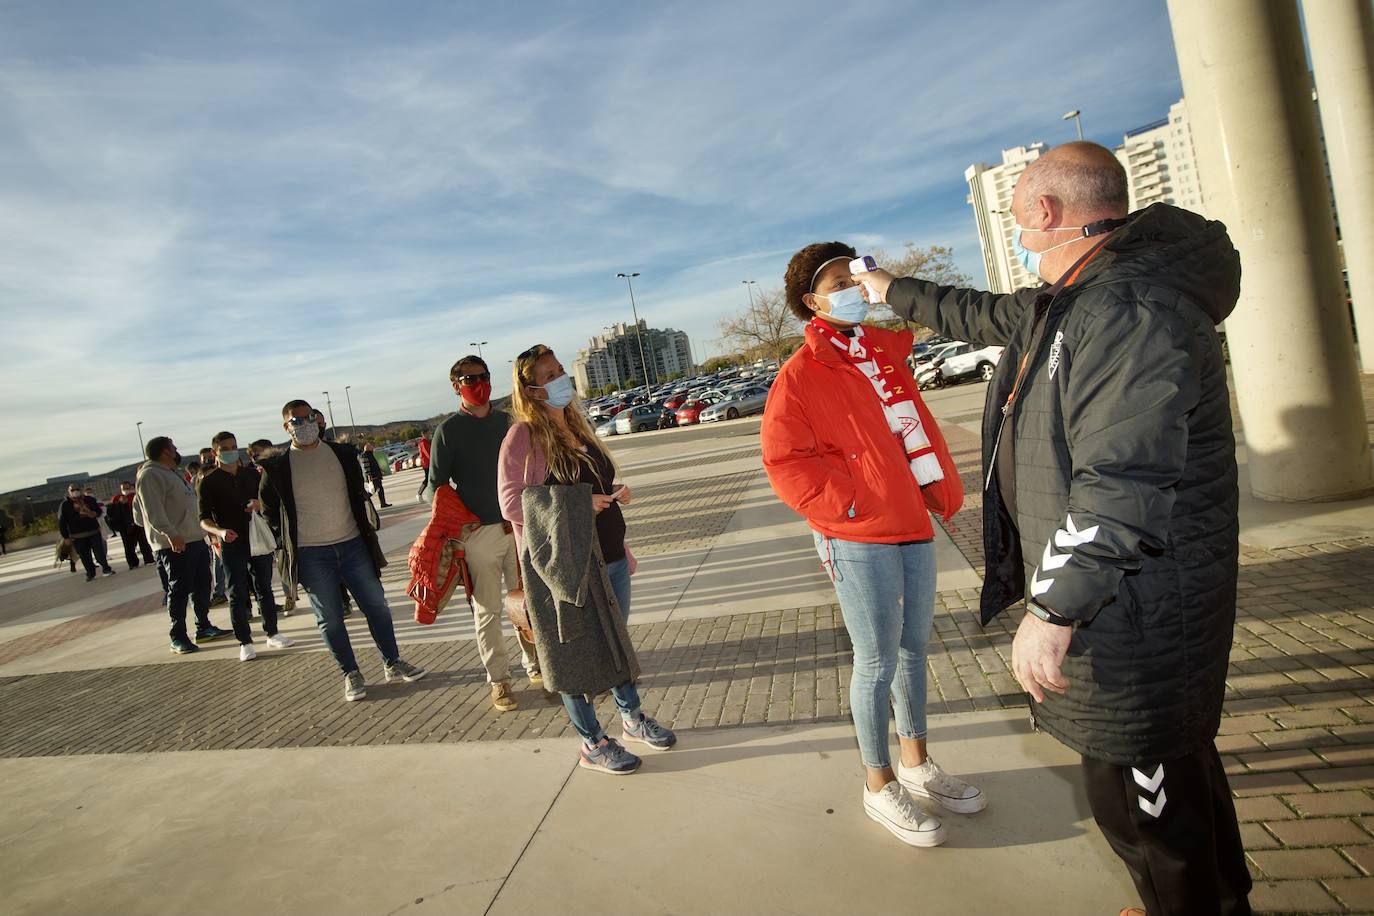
{"left": 0, "top": 0, "right": 1185, "bottom": 492}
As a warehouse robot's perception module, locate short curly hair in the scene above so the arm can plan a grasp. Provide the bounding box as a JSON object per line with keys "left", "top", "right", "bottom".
{"left": 783, "top": 241, "right": 856, "bottom": 322}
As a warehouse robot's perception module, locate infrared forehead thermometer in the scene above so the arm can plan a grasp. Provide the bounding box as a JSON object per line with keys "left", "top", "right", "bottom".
{"left": 849, "top": 255, "right": 884, "bottom": 304}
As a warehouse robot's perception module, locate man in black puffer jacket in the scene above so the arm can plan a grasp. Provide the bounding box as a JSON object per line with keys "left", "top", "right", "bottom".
{"left": 858, "top": 142, "right": 1249, "bottom": 915}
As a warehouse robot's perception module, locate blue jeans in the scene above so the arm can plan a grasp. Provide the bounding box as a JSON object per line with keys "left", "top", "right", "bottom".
{"left": 296, "top": 536, "right": 399, "bottom": 675}
{"left": 561, "top": 557, "right": 641, "bottom": 743}
{"left": 814, "top": 534, "right": 936, "bottom": 769}
{"left": 157, "top": 540, "right": 213, "bottom": 642}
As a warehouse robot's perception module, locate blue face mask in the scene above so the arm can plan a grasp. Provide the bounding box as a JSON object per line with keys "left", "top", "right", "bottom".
{"left": 217, "top": 449, "right": 240, "bottom": 466}
{"left": 817, "top": 284, "right": 869, "bottom": 324}
{"left": 536, "top": 374, "right": 575, "bottom": 409}
{"left": 1012, "top": 225, "right": 1082, "bottom": 279}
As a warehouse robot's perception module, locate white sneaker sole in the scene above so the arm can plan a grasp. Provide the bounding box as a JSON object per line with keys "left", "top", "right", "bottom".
{"left": 577, "top": 756, "right": 641, "bottom": 776}
{"left": 901, "top": 780, "right": 988, "bottom": 815}
{"left": 863, "top": 802, "right": 947, "bottom": 847}
{"left": 384, "top": 669, "right": 427, "bottom": 684}
{"left": 620, "top": 730, "right": 675, "bottom": 752}
{"left": 344, "top": 691, "right": 366, "bottom": 702}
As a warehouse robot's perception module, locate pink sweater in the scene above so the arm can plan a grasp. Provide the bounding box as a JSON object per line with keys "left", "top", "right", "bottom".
{"left": 497, "top": 421, "right": 635, "bottom": 570}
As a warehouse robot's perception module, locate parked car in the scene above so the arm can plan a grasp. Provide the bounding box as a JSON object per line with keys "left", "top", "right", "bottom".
{"left": 595, "top": 418, "right": 619, "bottom": 438}
{"left": 663, "top": 393, "right": 689, "bottom": 411}
{"left": 675, "top": 396, "right": 721, "bottom": 426}
{"left": 615, "top": 404, "right": 668, "bottom": 434}
{"left": 699, "top": 385, "right": 770, "bottom": 422}
{"left": 935, "top": 342, "right": 1005, "bottom": 383}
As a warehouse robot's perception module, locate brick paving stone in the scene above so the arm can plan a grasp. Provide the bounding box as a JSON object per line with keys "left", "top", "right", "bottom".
{"left": 1235, "top": 796, "right": 1299, "bottom": 822}
{"left": 1247, "top": 880, "right": 1342, "bottom": 913}
{"left": 1240, "top": 822, "right": 1280, "bottom": 850}
{"left": 1264, "top": 818, "right": 1371, "bottom": 848}
{"left": 1301, "top": 766, "right": 1374, "bottom": 792}
{"left": 1248, "top": 848, "right": 1359, "bottom": 879}
{"left": 1326, "top": 876, "right": 1374, "bottom": 911}
{"left": 1231, "top": 772, "right": 1317, "bottom": 797}
{"left": 1255, "top": 728, "right": 1347, "bottom": 750}
{"left": 1285, "top": 791, "right": 1374, "bottom": 818}
{"left": 1238, "top": 748, "right": 1329, "bottom": 773}
{"left": 1343, "top": 844, "right": 1374, "bottom": 876}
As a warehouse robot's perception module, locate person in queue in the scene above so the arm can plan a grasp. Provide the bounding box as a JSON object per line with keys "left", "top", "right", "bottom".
{"left": 258, "top": 399, "right": 425, "bottom": 701}
{"left": 852, "top": 141, "right": 1249, "bottom": 913}
{"left": 497, "top": 344, "right": 675, "bottom": 775}
{"left": 761, "top": 242, "right": 985, "bottom": 848}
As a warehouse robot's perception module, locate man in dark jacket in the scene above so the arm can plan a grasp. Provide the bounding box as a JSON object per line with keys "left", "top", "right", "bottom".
{"left": 58, "top": 484, "right": 115, "bottom": 580}
{"left": 259, "top": 399, "right": 425, "bottom": 702}
{"left": 855, "top": 142, "right": 1248, "bottom": 914}
{"left": 358, "top": 444, "right": 391, "bottom": 507}
{"left": 106, "top": 481, "right": 155, "bottom": 569}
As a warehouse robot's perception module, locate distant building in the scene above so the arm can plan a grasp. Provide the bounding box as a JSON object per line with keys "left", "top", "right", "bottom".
{"left": 573, "top": 320, "right": 693, "bottom": 393}
{"left": 965, "top": 143, "right": 1046, "bottom": 293}
{"left": 1114, "top": 99, "right": 1205, "bottom": 214}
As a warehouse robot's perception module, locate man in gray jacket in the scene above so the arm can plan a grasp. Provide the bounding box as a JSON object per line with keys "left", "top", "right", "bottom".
{"left": 852, "top": 142, "right": 1248, "bottom": 914}
{"left": 136, "top": 436, "right": 232, "bottom": 654}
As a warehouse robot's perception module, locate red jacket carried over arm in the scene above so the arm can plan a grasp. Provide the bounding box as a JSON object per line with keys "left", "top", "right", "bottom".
{"left": 406, "top": 486, "right": 480, "bottom": 624}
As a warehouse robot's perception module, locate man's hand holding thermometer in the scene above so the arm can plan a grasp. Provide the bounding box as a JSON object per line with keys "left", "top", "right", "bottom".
{"left": 849, "top": 256, "right": 897, "bottom": 305}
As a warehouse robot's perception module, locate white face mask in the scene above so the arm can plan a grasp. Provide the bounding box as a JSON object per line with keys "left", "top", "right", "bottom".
{"left": 289, "top": 422, "right": 320, "bottom": 446}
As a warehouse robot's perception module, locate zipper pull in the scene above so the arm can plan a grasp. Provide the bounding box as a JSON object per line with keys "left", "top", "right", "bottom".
{"left": 1001, "top": 403, "right": 1011, "bottom": 416}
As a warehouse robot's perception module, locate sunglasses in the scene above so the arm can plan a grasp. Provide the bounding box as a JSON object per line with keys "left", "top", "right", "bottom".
{"left": 516, "top": 344, "right": 550, "bottom": 361}
{"left": 285, "top": 415, "right": 314, "bottom": 427}
{"left": 457, "top": 372, "right": 491, "bottom": 385}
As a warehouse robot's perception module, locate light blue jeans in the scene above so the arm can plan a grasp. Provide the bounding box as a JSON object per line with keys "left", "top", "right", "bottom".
{"left": 815, "top": 533, "right": 936, "bottom": 769}
{"left": 561, "top": 557, "right": 641, "bottom": 743}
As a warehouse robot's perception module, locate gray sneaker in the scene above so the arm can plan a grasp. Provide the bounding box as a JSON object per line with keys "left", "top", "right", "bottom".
{"left": 578, "top": 737, "right": 641, "bottom": 775}
{"left": 621, "top": 713, "right": 677, "bottom": 750}
{"left": 344, "top": 671, "right": 366, "bottom": 702}
{"left": 384, "top": 659, "right": 426, "bottom": 683}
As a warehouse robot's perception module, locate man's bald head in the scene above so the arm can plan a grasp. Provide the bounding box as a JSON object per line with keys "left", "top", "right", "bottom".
{"left": 1017, "top": 141, "right": 1129, "bottom": 222}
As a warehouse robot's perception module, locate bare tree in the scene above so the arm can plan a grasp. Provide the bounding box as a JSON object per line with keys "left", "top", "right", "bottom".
{"left": 718, "top": 287, "right": 800, "bottom": 362}
{"left": 868, "top": 243, "right": 973, "bottom": 336}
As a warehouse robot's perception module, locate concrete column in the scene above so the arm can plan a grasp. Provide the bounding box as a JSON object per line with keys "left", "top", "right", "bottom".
{"left": 1168, "top": 0, "right": 1373, "bottom": 501}
{"left": 1305, "top": 0, "right": 1374, "bottom": 372}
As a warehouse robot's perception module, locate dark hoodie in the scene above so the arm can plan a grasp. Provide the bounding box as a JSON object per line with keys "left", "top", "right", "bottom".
{"left": 887, "top": 203, "right": 1241, "bottom": 766}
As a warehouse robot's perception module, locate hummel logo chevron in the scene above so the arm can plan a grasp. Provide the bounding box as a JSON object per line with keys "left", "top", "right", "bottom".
{"left": 1041, "top": 542, "right": 1070, "bottom": 571}
{"left": 1138, "top": 788, "right": 1167, "bottom": 818}
{"left": 1054, "top": 515, "right": 1100, "bottom": 549}
{"left": 1132, "top": 764, "right": 1165, "bottom": 794}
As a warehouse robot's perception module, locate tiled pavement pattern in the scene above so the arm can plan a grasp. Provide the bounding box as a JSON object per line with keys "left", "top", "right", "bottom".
{"left": 2, "top": 391, "right": 1373, "bottom": 911}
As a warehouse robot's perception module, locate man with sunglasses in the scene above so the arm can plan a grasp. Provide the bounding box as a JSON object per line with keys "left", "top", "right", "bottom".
{"left": 428, "top": 354, "right": 540, "bottom": 711}
{"left": 258, "top": 399, "right": 425, "bottom": 701}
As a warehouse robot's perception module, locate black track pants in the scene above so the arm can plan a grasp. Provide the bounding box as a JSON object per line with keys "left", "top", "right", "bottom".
{"left": 1081, "top": 742, "right": 1252, "bottom": 916}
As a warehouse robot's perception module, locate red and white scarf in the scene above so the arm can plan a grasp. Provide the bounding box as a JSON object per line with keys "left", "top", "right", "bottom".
{"left": 811, "top": 319, "right": 945, "bottom": 486}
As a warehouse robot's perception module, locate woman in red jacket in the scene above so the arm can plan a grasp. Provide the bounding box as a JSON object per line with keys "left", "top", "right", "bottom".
{"left": 762, "top": 241, "right": 986, "bottom": 848}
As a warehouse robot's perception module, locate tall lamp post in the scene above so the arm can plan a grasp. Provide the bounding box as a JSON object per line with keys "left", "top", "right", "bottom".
{"left": 616, "top": 272, "right": 655, "bottom": 388}
{"left": 468, "top": 341, "right": 488, "bottom": 360}
{"left": 321, "top": 391, "right": 336, "bottom": 430}
{"left": 741, "top": 279, "right": 759, "bottom": 308}
{"left": 1062, "top": 109, "right": 1084, "bottom": 140}
{"left": 135, "top": 421, "right": 144, "bottom": 458}
{"left": 344, "top": 385, "right": 357, "bottom": 439}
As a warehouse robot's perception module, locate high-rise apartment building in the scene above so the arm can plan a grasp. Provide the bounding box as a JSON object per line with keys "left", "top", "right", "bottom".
{"left": 573, "top": 320, "right": 694, "bottom": 393}
{"left": 1114, "top": 99, "right": 1205, "bottom": 214}
{"left": 965, "top": 144, "right": 1046, "bottom": 293}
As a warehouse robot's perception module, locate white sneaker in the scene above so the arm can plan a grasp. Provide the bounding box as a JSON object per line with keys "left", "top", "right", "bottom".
{"left": 897, "top": 757, "right": 987, "bottom": 814}
{"left": 239, "top": 644, "right": 257, "bottom": 662}
{"left": 265, "top": 634, "right": 295, "bottom": 649}
{"left": 862, "top": 782, "right": 946, "bottom": 847}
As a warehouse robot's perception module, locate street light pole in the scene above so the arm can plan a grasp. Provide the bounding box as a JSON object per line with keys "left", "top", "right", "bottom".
{"left": 321, "top": 391, "right": 336, "bottom": 429}
{"left": 468, "top": 341, "right": 489, "bottom": 360}
{"left": 616, "top": 272, "right": 655, "bottom": 388}
{"left": 742, "top": 279, "right": 758, "bottom": 308}
{"left": 1062, "top": 109, "right": 1084, "bottom": 140}
{"left": 344, "top": 385, "right": 357, "bottom": 439}
{"left": 135, "top": 421, "right": 144, "bottom": 458}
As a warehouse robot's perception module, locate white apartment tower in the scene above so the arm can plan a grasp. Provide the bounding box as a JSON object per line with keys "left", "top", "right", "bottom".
{"left": 965, "top": 144, "right": 1046, "bottom": 294}
{"left": 1114, "top": 99, "right": 1205, "bottom": 213}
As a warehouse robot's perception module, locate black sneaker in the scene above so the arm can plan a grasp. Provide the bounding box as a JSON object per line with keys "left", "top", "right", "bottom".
{"left": 209, "top": 595, "right": 228, "bottom": 608}
{"left": 196, "top": 626, "right": 233, "bottom": 642}
{"left": 85, "top": 574, "right": 96, "bottom": 582}
{"left": 170, "top": 638, "right": 200, "bottom": 654}
{"left": 101, "top": 568, "right": 116, "bottom": 577}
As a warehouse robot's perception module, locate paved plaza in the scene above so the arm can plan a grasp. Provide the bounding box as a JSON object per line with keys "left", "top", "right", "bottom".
{"left": 1, "top": 378, "right": 1373, "bottom": 914}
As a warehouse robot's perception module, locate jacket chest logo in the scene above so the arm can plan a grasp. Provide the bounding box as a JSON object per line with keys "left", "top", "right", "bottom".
{"left": 1047, "top": 330, "right": 1065, "bottom": 380}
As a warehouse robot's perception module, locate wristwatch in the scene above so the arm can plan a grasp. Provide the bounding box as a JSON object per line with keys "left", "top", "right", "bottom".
{"left": 1026, "top": 601, "right": 1075, "bottom": 627}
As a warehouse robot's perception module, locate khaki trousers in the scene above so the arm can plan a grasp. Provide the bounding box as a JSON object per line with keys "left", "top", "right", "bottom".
{"left": 461, "top": 523, "right": 537, "bottom": 683}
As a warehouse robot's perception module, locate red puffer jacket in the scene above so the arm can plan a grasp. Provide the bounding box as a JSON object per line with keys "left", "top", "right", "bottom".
{"left": 762, "top": 322, "right": 962, "bottom": 543}
{"left": 406, "top": 485, "right": 480, "bottom": 624}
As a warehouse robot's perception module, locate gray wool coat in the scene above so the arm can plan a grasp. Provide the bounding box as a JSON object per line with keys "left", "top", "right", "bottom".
{"left": 519, "top": 483, "right": 641, "bottom": 696}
